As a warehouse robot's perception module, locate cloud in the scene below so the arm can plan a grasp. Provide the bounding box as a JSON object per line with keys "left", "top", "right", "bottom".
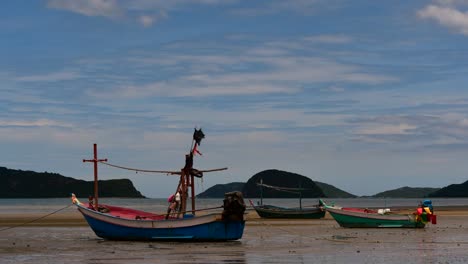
{"left": 47, "top": 0, "right": 123, "bottom": 18}
{"left": 349, "top": 112, "right": 468, "bottom": 152}
{"left": 138, "top": 11, "right": 168, "bottom": 27}
{"left": 231, "top": 0, "right": 323, "bottom": 16}
{"left": 15, "top": 71, "right": 81, "bottom": 82}
{"left": 139, "top": 15, "right": 154, "bottom": 27}
{"left": 0, "top": 119, "right": 72, "bottom": 128}
{"left": 303, "top": 34, "right": 353, "bottom": 44}
{"left": 358, "top": 123, "right": 417, "bottom": 136}
{"left": 418, "top": 4, "right": 468, "bottom": 35}
{"left": 80, "top": 38, "right": 398, "bottom": 102}
{"left": 46, "top": 0, "right": 234, "bottom": 26}
{"left": 434, "top": 0, "right": 468, "bottom": 6}
{"left": 321, "top": 86, "right": 345, "bottom": 92}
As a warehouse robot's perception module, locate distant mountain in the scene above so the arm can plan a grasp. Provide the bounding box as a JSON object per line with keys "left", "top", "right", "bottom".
{"left": 372, "top": 186, "right": 440, "bottom": 198}
{"left": 196, "top": 170, "right": 357, "bottom": 198}
{"left": 243, "top": 169, "right": 325, "bottom": 198}
{"left": 429, "top": 180, "right": 468, "bottom": 197}
{"left": 0, "top": 166, "right": 145, "bottom": 198}
{"left": 315, "top": 181, "right": 356, "bottom": 198}
{"left": 197, "top": 182, "right": 245, "bottom": 198}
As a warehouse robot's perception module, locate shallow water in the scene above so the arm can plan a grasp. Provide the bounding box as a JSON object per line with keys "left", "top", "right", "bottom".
{"left": 1, "top": 197, "right": 468, "bottom": 214}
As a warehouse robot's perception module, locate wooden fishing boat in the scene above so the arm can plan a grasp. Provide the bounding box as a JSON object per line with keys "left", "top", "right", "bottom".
{"left": 71, "top": 129, "right": 246, "bottom": 241}
{"left": 249, "top": 201, "right": 325, "bottom": 219}
{"left": 249, "top": 181, "right": 325, "bottom": 219}
{"left": 321, "top": 199, "right": 436, "bottom": 228}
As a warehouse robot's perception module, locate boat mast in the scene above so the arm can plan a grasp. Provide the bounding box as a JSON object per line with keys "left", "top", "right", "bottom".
{"left": 178, "top": 134, "right": 200, "bottom": 216}
{"left": 260, "top": 178, "right": 263, "bottom": 206}
{"left": 83, "top": 144, "right": 107, "bottom": 210}
{"left": 299, "top": 181, "right": 302, "bottom": 210}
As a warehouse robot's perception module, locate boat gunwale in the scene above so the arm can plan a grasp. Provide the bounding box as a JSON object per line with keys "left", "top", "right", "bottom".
{"left": 75, "top": 202, "right": 230, "bottom": 229}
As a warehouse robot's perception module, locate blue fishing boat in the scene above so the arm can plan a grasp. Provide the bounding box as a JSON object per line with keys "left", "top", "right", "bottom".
{"left": 72, "top": 129, "right": 246, "bottom": 241}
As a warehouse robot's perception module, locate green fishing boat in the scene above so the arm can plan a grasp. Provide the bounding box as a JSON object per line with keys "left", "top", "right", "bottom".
{"left": 321, "top": 199, "right": 436, "bottom": 228}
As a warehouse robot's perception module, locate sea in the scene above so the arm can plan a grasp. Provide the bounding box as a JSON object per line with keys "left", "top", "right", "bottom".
{"left": 1, "top": 197, "right": 468, "bottom": 214}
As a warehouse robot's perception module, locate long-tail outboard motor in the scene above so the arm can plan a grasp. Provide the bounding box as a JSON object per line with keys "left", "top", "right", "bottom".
{"left": 222, "top": 191, "right": 246, "bottom": 221}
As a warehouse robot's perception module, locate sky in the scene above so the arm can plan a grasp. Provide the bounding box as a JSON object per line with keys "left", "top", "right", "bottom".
{"left": 2, "top": 0, "right": 468, "bottom": 198}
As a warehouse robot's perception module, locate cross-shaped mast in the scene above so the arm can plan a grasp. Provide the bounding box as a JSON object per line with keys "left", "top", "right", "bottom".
{"left": 83, "top": 143, "right": 107, "bottom": 210}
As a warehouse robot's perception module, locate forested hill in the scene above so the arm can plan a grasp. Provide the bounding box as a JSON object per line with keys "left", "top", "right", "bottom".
{"left": 197, "top": 170, "right": 354, "bottom": 198}
{"left": 0, "top": 166, "right": 145, "bottom": 198}
{"left": 372, "top": 186, "right": 440, "bottom": 198}
{"left": 429, "top": 180, "right": 468, "bottom": 197}
{"left": 196, "top": 170, "right": 468, "bottom": 198}
{"left": 242, "top": 169, "right": 325, "bottom": 198}
{"left": 315, "top": 181, "right": 356, "bottom": 198}
{"left": 196, "top": 182, "right": 245, "bottom": 198}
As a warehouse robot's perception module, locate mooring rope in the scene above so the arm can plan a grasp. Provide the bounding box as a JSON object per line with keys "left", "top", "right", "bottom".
{"left": 98, "top": 161, "right": 181, "bottom": 175}
{"left": 0, "top": 204, "right": 73, "bottom": 232}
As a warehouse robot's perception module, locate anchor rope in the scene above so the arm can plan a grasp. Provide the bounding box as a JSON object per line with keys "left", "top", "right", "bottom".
{"left": 0, "top": 204, "right": 73, "bottom": 232}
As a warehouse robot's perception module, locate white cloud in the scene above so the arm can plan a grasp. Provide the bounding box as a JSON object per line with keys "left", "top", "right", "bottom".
{"left": 139, "top": 15, "right": 154, "bottom": 27}
{"left": 86, "top": 43, "right": 397, "bottom": 100}
{"left": 304, "top": 34, "right": 353, "bottom": 44}
{"left": 88, "top": 80, "right": 299, "bottom": 99}
{"left": 434, "top": 0, "right": 468, "bottom": 6}
{"left": 15, "top": 71, "right": 81, "bottom": 82}
{"left": 0, "top": 119, "right": 72, "bottom": 128}
{"left": 358, "top": 123, "right": 417, "bottom": 135}
{"left": 47, "top": 0, "right": 123, "bottom": 18}
{"left": 231, "top": 0, "right": 322, "bottom": 16}
{"left": 46, "top": 0, "right": 234, "bottom": 26}
{"left": 321, "top": 86, "right": 345, "bottom": 92}
{"left": 138, "top": 11, "right": 168, "bottom": 27}
{"left": 418, "top": 4, "right": 468, "bottom": 35}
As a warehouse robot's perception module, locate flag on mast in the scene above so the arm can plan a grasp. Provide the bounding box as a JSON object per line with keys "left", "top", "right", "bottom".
{"left": 193, "top": 143, "right": 202, "bottom": 156}
{"left": 193, "top": 128, "right": 205, "bottom": 146}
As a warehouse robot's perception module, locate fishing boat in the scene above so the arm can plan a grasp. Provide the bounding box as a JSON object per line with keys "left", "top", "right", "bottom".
{"left": 249, "top": 181, "right": 325, "bottom": 219}
{"left": 321, "top": 199, "right": 436, "bottom": 228}
{"left": 71, "top": 129, "right": 246, "bottom": 241}
{"left": 250, "top": 201, "right": 325, "bottom": 219}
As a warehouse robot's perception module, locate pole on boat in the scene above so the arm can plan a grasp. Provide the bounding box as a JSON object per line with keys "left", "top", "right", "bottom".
{"left": 188, "top": 140, "right": 196, "bottom": 215}
{"left": 299, "top": 181, "right": 302, "bottom": 210}
{"left": 191, "top": 174, "right": 195, "bottom": 215}
{"left": 178, "top": 169, "right": 186, "bottom": 218}
{"left": 260, "top": 178, "right": 263, "bottom": 206}
{"left": 83, "top": 144, "right": 108, "bottom": 210}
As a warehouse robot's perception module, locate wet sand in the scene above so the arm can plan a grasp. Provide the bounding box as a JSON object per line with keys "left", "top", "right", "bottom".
{"left": 1, "top": 209, "right": 468, "bottom": 264}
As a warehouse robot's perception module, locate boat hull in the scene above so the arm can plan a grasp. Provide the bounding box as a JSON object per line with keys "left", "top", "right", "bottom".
{"left": 325, "top": 207, "right": 425, "bottom": 228}
{"left": 253, "top": 205, "right": 325, "bottom": 219}
{"left": 76, "top": 204, "right": 245, "bottom": 241}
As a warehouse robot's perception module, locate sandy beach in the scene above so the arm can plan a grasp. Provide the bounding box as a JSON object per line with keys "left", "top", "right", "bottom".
{"left": 1, "top": 208, "right": 468, "bottom": 264}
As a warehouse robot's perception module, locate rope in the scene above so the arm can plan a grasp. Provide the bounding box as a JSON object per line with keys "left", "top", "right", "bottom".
{"left": 171, "top": 205, "right": 224, "bottom": 216}
{"left": 99, "top": 161, "right": 181, "bottom": 175}
{"left": 0, "top": 204, "right": 73, "bottom": 232}
{"left": 257, "top": 183, "right": 312, "bottom": 192}
{"left": 99, "top": 161, "right": 227, "bottom": 175}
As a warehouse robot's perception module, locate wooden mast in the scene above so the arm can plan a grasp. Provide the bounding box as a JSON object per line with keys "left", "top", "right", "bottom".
{"left": 83, "top": 144, "right": 107, "bottom": 210}
{"left": 190, "top": 174, "right": 195, "bottom": 215}
{"left": 177, "top": 140, "right": 198, "bottom": 217}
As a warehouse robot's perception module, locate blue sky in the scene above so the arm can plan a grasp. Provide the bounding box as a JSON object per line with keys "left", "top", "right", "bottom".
{"left": 2, "top": 0, "right": 468, "bottom": 198}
